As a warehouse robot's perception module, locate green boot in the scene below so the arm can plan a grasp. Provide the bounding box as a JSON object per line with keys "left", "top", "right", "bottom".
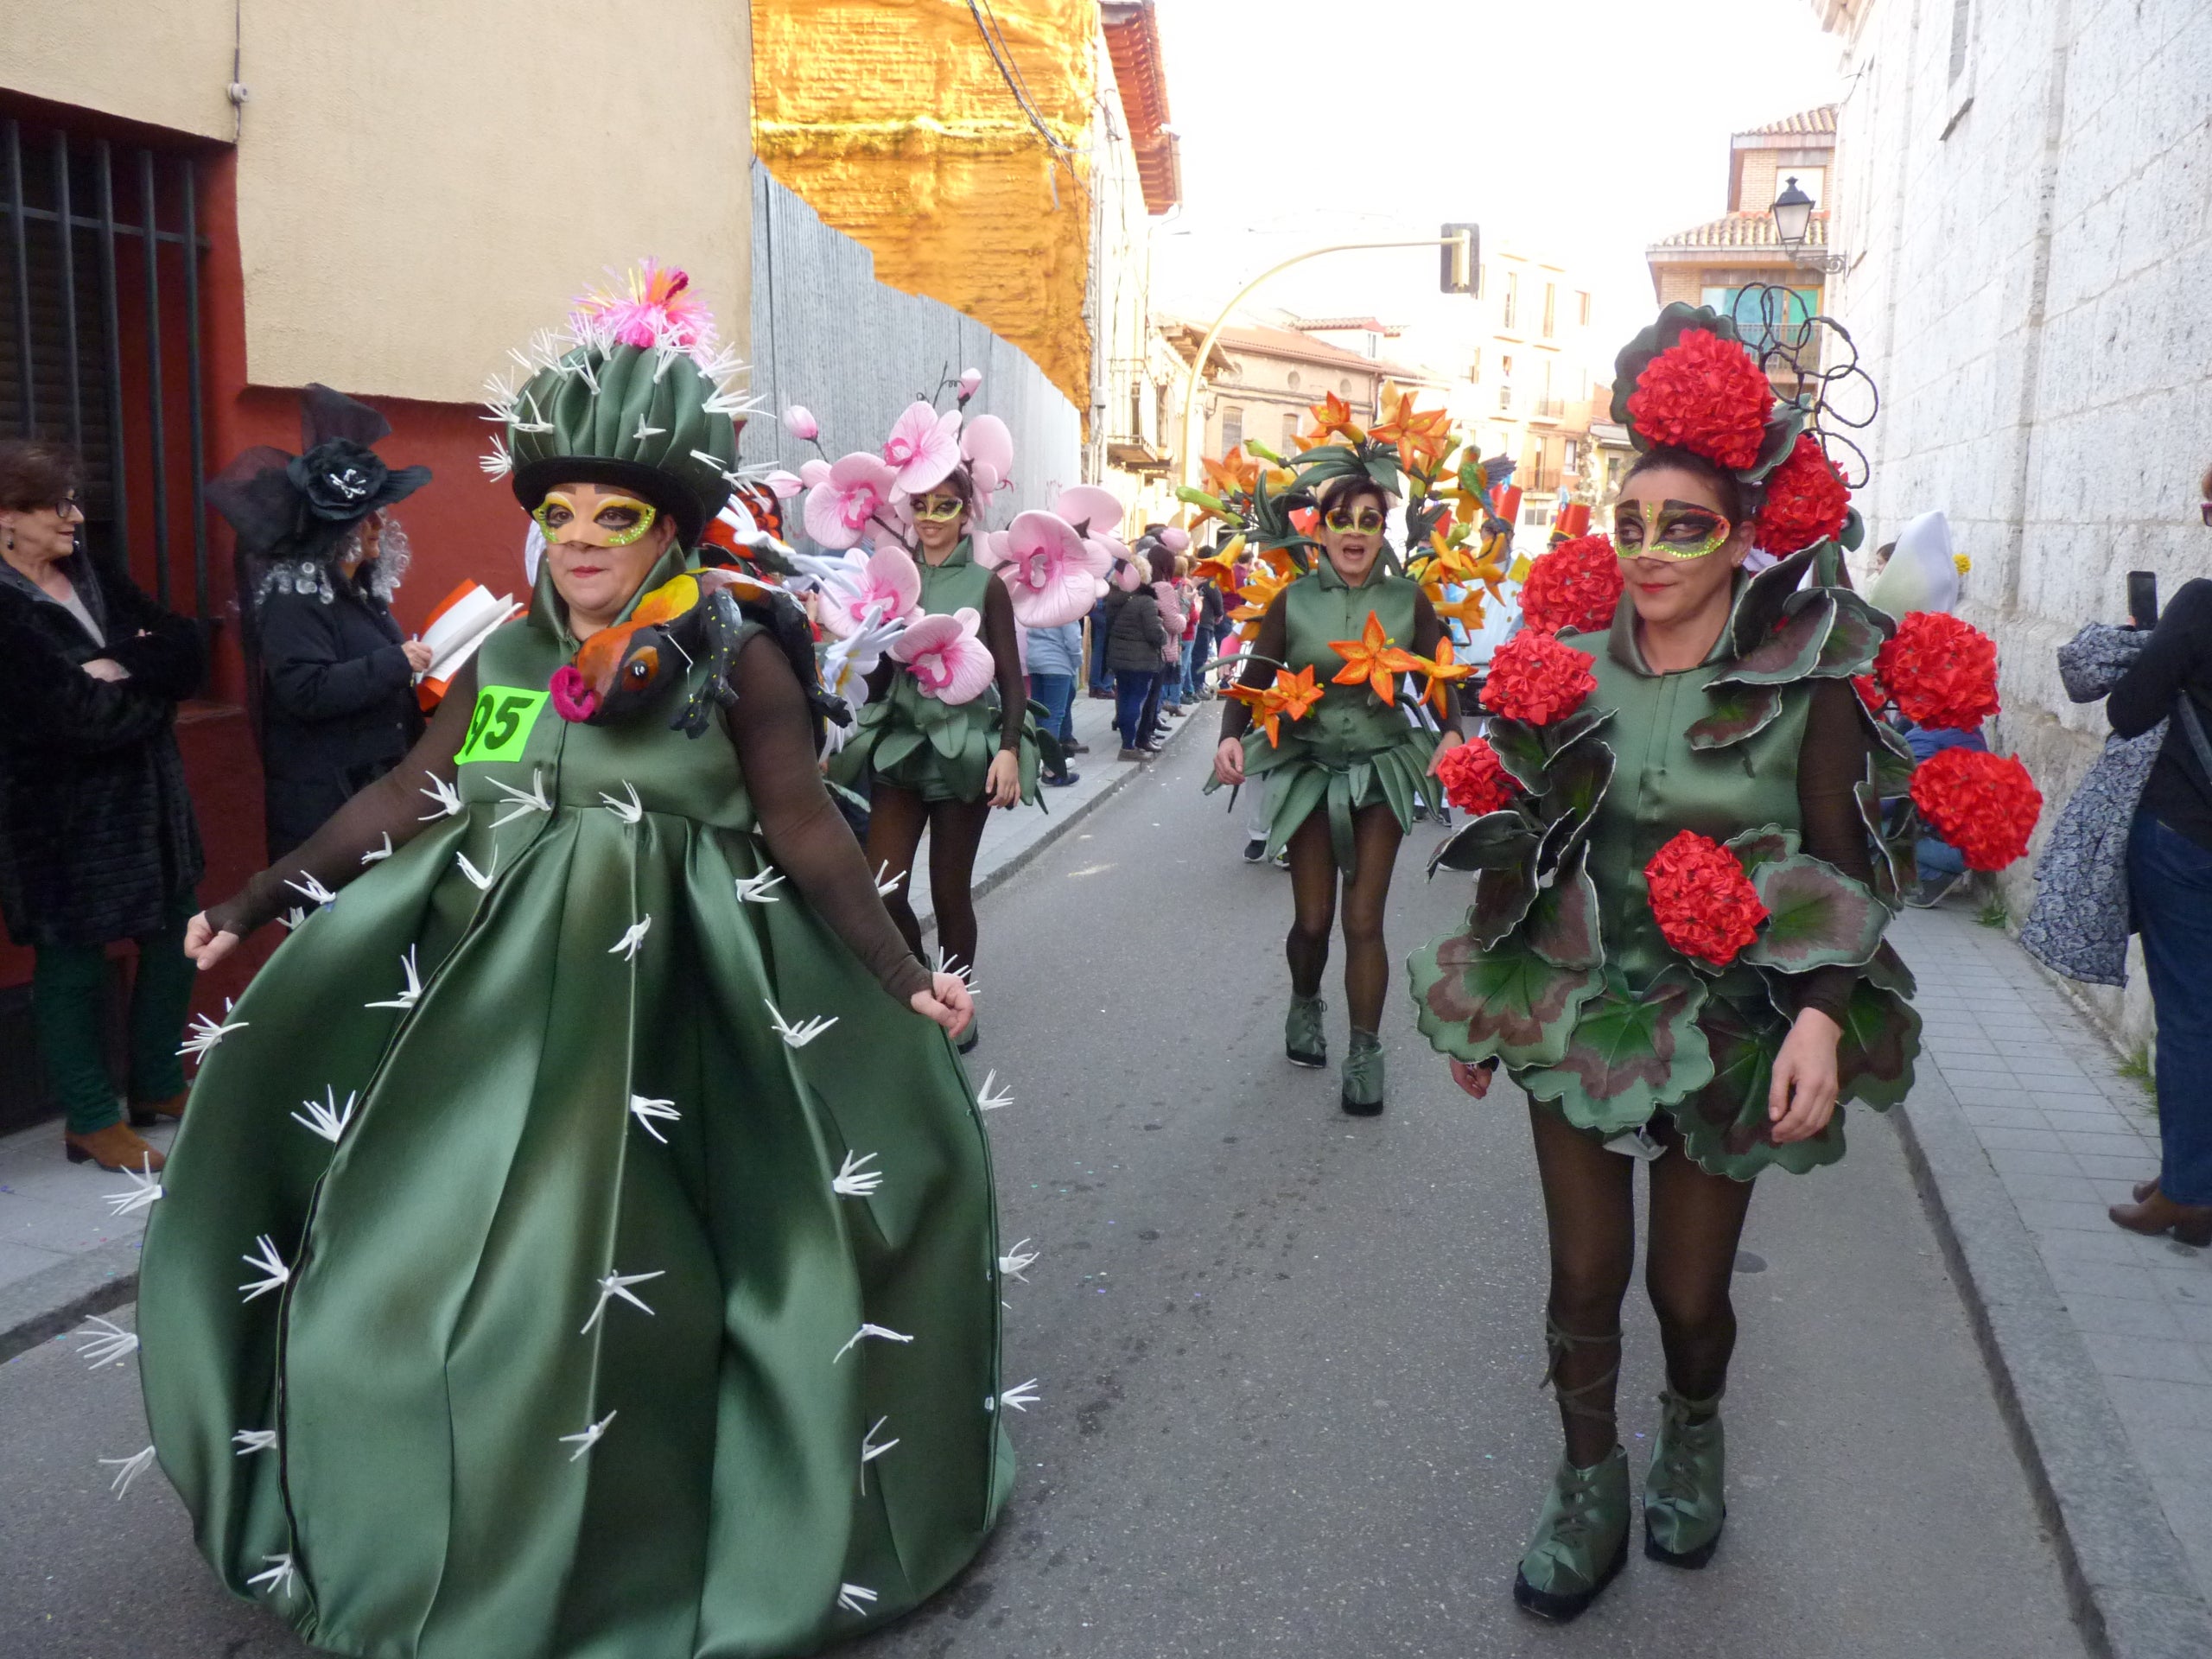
{"left": 1285, "top": 994, "right": 1326, "bottom": 1069}
{"left": 1513, "top": 1321, "right": 1628, "bottom": 1622}
{"left": 1643, "top": 1387, "right": 1726, "bottom": 1567}
{"left": 1513, "top": 1447, "right": 1630, "bottom": 1621}
{"left": 1340, "top": 1029, "right": 1384, "bottom": 1116}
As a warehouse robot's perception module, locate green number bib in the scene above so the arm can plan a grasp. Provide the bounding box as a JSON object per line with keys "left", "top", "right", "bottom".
{"left": 455, "top": 685, "right": 549, "bottom": 764}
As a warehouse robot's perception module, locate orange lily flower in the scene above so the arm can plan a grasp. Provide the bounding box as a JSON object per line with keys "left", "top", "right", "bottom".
{"left": 1202, "top": 447, "right": 1260, "bottom": 498}
{"left": 1431, "top": 590, "right": 1490, "bottom": 632}
{"left": 1306, "top": 391, "right": 1364, "bottom": 445}
{"left": 1328, "top": 611, "right": 1421, "bottom": 705}
{"left": 1229, "top": 559, "right": 1294, "bottom": 626}
{"left": 1233, "top": 664, "right": 1325, "bottom": 746}
{"left": 1408, "top": 635, "right": 1476, "bottom": 716}
{"left": 1193, "top": 534, "right": 1246, "bottom": 592}
{"left": 1274, "top": 664, "right": 1323, "bottom": 726}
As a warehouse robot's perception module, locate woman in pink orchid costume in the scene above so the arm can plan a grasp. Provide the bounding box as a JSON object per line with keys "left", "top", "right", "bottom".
{"left": 815, "top": 405, "right": 1055, "bottom": 1052}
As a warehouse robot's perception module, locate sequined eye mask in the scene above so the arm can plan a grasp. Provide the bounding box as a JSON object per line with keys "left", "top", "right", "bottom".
{"left": 532, "top": 492, "right": 660, "bottom": 548}
{"left": 1613, "top": 499, "right": 1732, "bottom": 562}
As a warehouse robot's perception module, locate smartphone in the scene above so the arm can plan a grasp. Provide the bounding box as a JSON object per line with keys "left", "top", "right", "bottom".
{"left": 2128, "top": 570, "right": 2159, "bottom": 631}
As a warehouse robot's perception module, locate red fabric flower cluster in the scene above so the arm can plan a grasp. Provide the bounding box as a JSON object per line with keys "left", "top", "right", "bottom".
{"left": 1644, "top": 830, "right": 1769, "bottom": 967}
{"left": 1519, "top": 534, "right": 1624, "bottom": 635}
{"left": 1624, "top": 328, "right": 1775, "bottom": 472}
{"left": 1910, "top": 747, "right": 2043, "bottom": 871}
{"left": 1852, "top": 674, "right": 1888, "bottom": 716}
{"left": 1434, "top": 737, "right": 1519, "bottom": 817}
{"left": 1479, "top": 630, "right": 1598, "bottom": 727}
{"left": 1751, "top": 433, "right": 1851, "bottom": 555}
{"left": 1872, "top": 611, "right": 2000, "bottom": 730}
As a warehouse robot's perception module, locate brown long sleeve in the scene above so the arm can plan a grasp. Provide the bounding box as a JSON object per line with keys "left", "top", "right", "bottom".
{"left": 725, "top": 632, "right": 932, "bottom": 1001}
{"left": 1792, "top": 677, "right": 1878, "bottom": 1025}
{"left": 205, "top": 659, "right": 480, "bottom": 938}
{"left": 977, "top": 575, "right": 1025, "bottom": 753}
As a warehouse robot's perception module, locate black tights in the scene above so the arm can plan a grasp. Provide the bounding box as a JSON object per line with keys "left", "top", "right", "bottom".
{"left": 1528, "top": 1104, "right": 1757, "bottom": 1466}
{"left": 1284, "top": 801, "right": 1404, "bottom": 1035}
{"left": 865, "top": 785, "right": 993, "bottom": 979}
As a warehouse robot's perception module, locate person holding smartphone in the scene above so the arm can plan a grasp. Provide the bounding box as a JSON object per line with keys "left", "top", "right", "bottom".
{"left": 2103, "top": 468, "right": 2212, "bottom": 1246}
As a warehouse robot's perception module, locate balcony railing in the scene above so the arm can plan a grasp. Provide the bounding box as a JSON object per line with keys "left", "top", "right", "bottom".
{"left": 1530, "top": 397, "right": 1565, "bottom": 420}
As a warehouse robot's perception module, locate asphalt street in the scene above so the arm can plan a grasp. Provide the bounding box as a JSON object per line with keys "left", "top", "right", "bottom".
{"left": 0, "top": 717, "right": 2090, "bottom": 1659}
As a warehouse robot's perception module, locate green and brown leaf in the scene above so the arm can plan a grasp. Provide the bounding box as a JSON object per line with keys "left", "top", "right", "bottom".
{"left": 1520, "top": 968, "right": 1714, "bottom": 1135}
{"left": 1688, "top": 683, "right": 1786, "bottom": 750}
{"left": 1408, "top": 928, "right": 1604, "bottom": 1068}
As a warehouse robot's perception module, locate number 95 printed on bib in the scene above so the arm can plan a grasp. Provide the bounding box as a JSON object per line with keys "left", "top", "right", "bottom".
{"left": 455, "top": 686, "right": 549, "bottom": 764}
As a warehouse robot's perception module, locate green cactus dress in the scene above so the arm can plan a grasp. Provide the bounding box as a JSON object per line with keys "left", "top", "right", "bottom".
{"left": 830, "top": 538, "right": 1043, "bottom": 805}
{"left": 137, "top": 549, "right": 1013, "bottom": 1657}
{"left": 1408, "top": 550, "right": 1923, "bottom": 1178}
{"left": 1212, "top": 558, "right": 1457, "bottom": 873}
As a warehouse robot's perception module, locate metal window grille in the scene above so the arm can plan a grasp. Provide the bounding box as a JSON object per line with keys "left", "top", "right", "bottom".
{"left": 0, "top": 115, "right": 211, "bottom": 619}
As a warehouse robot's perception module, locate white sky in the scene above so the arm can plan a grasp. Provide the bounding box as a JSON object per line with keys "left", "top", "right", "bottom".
{"left": 1149, "top": 0, "right": 1846, "bottom": 358}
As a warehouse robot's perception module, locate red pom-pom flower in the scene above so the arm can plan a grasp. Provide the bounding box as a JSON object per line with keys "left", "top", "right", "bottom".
{"left": 1872, "top": 611, "right": 2000, "bottom": 731}
{"left": 1434, "top": 737, "right": 1519, "bottom": 817}
{"left": 1644, "top": 830, "right": 1769, "bottom": 967}
{"left": 1852, "top": 674, "right": 1887, "bottom": 717}
{"left": 1910, "top": 747, "right": 2042, "bottom": 871}
{"left": 1519, "top": 534, "right": 1624, "bottom": 635}
{"left": 1624, "top": 328, "right": 1775, "bottom": 472}
{"left": 1751, "top": 433, "right": 1851, "bottom": 555}
{"left": 1480, "top": 630, "right": 1598, "bottom": 727}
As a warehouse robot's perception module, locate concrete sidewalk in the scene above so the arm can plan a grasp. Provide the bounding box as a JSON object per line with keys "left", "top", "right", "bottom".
{"left": 0, "top": 688, "right": 1201, "bottom": 1366}
{"left": 1891, "top": 901, "right": 2212, "bottom": 1657}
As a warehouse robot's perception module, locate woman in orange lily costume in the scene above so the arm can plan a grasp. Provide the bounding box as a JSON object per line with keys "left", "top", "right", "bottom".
{"left": 1198, "top": 387, "right": 1510, "bottom": 1114}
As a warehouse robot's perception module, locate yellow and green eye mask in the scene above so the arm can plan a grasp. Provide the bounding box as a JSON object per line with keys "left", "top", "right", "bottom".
{"left": 532, "top": 491, "right": 660, "bottom": 548}
{"left": 1613, "top": 499, "right": 1732, "bottom": 561}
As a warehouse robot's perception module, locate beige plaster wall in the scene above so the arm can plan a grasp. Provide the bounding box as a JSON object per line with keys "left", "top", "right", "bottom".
{"left": 6, "top": 1, "right": 754, "bottom": 405}
{"left": 3, "top": 0, "right": 238, "bottom": 140}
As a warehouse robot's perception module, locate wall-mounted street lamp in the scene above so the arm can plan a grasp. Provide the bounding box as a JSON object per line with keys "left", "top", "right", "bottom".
{"left": 1772, "top": 176, "right": 1846, "bottom": 274}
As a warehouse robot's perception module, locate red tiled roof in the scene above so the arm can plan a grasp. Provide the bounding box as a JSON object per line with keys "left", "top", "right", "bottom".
{"left": 1650, "top": 210, "right": 1828, "bottom": 251}
{"left": 1736, "top": 105, "right": 1838, "bottom": 138}
{"left": 1212, "top": 322, "right": 1388, "bottom": 372}
{"left": 1287, "top": 316, "right": 1402, "bottom": 336}
{"left": 1100, "top": 3, "right": 1180, "bottom": 215}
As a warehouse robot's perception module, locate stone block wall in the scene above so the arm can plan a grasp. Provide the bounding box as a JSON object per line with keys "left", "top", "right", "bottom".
{"left": 1823, "top": 0, "right": 2212, "bottom": 1052}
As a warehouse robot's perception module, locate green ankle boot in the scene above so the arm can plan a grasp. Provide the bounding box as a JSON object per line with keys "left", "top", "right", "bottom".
{"left": 1513, "top": 1446, "right": 1630, "bottom": 1622}
{"left": 1285, "top": 994, "right": 1326, "bottom": 1068}
{"left": 1643, "top": 1387, "right": 1726, "bottom": 1567}
{"left": 1340, "top": 1029, "right": 1384, "bottom": 1116}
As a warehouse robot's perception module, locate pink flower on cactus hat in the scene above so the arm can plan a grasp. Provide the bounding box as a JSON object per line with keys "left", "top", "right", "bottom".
{"left": 889, "top": 606, "right": 995, "bottom": 704}
{"left": 803, "top": 454, "right": 899, "bottom": 550}
{"left": 880, "top": 401, "right": 963, "bottom": 495}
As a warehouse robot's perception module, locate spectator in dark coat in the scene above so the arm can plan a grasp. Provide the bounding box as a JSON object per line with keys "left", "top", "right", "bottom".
{"left": 1102, "top": 554, "right": 1166, "bottom": 761}
{"left": 0, "top": 440, "right": 205, "bottom": 1173}
{"left": 207, "top": 383, "right": 431, "bottom": 859}
{"left": 252, "top": 511, "right": 428, "bottom": 856}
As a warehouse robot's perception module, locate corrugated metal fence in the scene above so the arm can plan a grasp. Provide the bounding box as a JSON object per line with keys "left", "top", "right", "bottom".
{"left": 740, "top": 162, "right": 1082, "bottom": 537}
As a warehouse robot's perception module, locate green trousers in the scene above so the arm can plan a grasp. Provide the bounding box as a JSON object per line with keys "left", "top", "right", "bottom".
{"left": 31, "top": 894, "right": 198, "bottom": 1135}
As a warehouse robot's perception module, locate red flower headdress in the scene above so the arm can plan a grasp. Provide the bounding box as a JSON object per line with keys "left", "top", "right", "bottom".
{"left": 1644, "top": 830, "right": 1768, "bottom": 967}
{"left": 1623, "top": 327, "right": 1775, "bottom": 472}
{"left": 1480, "top": 630, "right": 1597, "bottom": 727}
{"left": 1518, "top": 534, "right": 1624, "bottom": 635}
{"left": 1872, "top": 612, "right": 2000, "bottom": 731}
{"left": 1434, "top": 737, "right": 1519, "bottom": 817}
{"left": 1909, "top": 748, "right": 2042, "bottom": 871}
{"left": 1752, "top": 432, "right": 1852, "bottom": 556}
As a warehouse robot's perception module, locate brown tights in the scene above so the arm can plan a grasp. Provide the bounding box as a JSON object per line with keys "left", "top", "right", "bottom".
{"left": 1284, "top": 801, "right": 1404, "bottom": 1035}
{"left": 865, "top": 785, "right": 993, "bottom": 980}
{"left": 1528, "top": 1103, "right": 1757, "bottom": 1466}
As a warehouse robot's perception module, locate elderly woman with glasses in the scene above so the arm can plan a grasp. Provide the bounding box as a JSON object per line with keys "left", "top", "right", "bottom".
{"left": 1212, "top": 473, "right": 1465, "bottom": 1115}
{"left": 0, "top": 439, "right": 207, "bottom": 1173}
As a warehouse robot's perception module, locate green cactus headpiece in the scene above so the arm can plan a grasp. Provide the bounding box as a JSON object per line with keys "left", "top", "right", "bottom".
{"left": 482, "top": 261, "right": 757, "bottom": 547}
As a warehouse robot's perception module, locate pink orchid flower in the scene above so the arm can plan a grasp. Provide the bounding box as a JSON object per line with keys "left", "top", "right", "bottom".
{"left": 1052, "top": 486, "right": 1124, "bottom": 541}
{"left": 803, "top": 453, "right": 899, "bottom": 550}
{"left": 957, "top": 367, "right": 983, "bottom": 403}
{"left": 889, "top": 606, "right": 995, "bottom": 705}
{"left": 762, "top": 469, "right": 804, "bottom": 499}
{"left": 980, "top": 510, "right": 1112, "bottom": 629}
{"left": 814, "top": 543, "right": 923, "bottom": 639}
{"left": 783, "top": 406, "right": 819, "bottom": 442}
{"left": 961, "top": 414, "right": 1014, "bottom": 505}
{"left": 881, "top": 401, "right": 963, "bottom": 495}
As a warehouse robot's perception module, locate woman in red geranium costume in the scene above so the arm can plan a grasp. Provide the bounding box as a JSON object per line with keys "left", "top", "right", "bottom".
{"left": 1408, "top": 302, "right": 2038, "bottom": 1621}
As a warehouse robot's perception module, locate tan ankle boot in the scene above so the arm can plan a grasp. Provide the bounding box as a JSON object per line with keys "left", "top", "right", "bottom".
{"left": 64, "top": 1122, "right": 167, "bottom": 1173}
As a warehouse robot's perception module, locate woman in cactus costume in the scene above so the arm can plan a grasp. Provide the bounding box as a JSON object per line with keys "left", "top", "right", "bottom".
{"left": 1410, "top": 301, "right": 2037, "bottom": 1621}
{"left": 1204, "top": 388, "right": 1503, "bottom": 1115}
{"left": 134, "top": 266, "right": 1016, "bottom": 1657}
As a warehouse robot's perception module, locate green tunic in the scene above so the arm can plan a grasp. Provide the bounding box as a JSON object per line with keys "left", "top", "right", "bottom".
{"left": 1216, "top": 560, "right": 1441, "bottom": 870}
{"left": 829, "top": 540, "right": 1041, "bottom": 805}
{"left": 1408, "top": 554, "right": 1922, "bottom": 1179}
{"left": 138, "top": 555, "right": 1011, "bottom": 1657}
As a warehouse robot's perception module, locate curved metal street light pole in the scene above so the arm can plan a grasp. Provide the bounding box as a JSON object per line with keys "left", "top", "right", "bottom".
{"left": 1177, "top": 235, "right": 1468, "bottom": 505}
